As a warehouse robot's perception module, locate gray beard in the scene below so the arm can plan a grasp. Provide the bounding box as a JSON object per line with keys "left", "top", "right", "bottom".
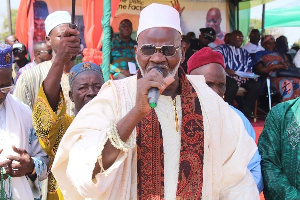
{"left": 136, "top": 55, "right": 180, "bottom": 77}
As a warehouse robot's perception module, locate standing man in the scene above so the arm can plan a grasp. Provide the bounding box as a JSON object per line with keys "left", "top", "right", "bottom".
{"left": 110, "top": 19, "right": 137, "bottom": 79}
{"left": 5, "top": 35, "right": 18, "bottom": 47}
{"left": 52, "top": 4, "right": 259, "bottom": 199}
{"left": 12, "top": 43, "right": 29, "bottom": 80}
{"left": 13, "top": 11, "right": 79, "bottom": 116}
{"left": 206, "top": 7, "right": 226, "bottom": 46}
{"left": 258, "top": 97, "right": 300, "bottom": 199}
{"left": 0, "top": 44, "right": 48, "bottom": 200}
{"left": 242, "top": 29, "right": 265, "bottom": 56}
{"left": 187, "top": 47, "right": 264, "bottom": 193}
{"left": 15, "top": 41, "right": 52, "bottom": 82}
{"left": 215, "top": 30, "right": 261, "bottom": 117}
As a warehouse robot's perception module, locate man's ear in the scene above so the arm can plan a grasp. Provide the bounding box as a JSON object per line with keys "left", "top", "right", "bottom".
{"left": 69, "top": 90, "right": 74, "bottom": 102}
{"left": 134, "top": 45, "right": 138, "bottom": 54}
{"left": 180, "top": 47, "right": 185, "bottom": 64}
{"left": 46, "top": 36, "right": 51, "bottom": 46}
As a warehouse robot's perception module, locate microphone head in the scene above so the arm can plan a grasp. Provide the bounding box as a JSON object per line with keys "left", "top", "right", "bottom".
{"left": 153, "top": 66, "right": 163, "bottom": 75}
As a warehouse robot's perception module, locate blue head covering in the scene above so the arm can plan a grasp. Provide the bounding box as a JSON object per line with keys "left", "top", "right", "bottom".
{"left": 0, "top": 43, "right": 12, "bottom": 69}
{"left": 261, "top": 35, "right": 274, "bottom": 45}
{"left": 69, "top": 62, "right": 103, "bottom": 86}
{"left": 34, "top": 0, "right": 49, "bottom": 20}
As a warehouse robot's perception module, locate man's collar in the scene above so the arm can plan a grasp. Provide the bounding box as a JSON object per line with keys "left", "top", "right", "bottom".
{"left": 116, "top": 35, "right": 133, "bottom": 43}
{"left": 249, "top": 42, "right": 259, "bottom": 46}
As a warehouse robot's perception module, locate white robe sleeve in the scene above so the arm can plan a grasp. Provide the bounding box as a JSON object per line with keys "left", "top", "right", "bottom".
{"left": 52, "top": 77, "right": 137, "bottom": 200}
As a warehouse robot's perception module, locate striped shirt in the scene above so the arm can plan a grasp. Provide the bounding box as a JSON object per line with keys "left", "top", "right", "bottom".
{"left": 13, "top": 60, "right": 75, "bottom": 116}
{"left": 14, "top": 60, "right": 37, "bottom": 83}
{"left": 215, "top": 44, "right": 254, "bottom": 86}
{"left": 215, "top": 44, "right": 253, "bottom": 73}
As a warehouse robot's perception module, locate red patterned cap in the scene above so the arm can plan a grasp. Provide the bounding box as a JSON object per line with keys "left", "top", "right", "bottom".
{"left": 187, "top": 47, "right": 225, "bottom": 74}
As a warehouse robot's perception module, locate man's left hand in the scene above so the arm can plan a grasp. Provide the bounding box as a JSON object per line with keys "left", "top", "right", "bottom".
{"left": 6, "top": 146, "right": 35, "bottom": 177}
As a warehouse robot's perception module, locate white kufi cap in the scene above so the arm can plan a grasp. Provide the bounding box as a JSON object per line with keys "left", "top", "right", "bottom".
{"left": 45, "top": 11, "right": 71, "bottom": 36}
{"left": 137, "top": 3, "right": 182, "bottom": 38}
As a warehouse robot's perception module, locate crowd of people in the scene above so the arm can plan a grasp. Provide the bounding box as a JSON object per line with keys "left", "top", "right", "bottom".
{"left": 0, "top": 2, "right": 299, "bottom": 200}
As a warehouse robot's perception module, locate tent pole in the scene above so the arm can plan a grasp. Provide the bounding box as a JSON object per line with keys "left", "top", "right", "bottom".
{"left": 237, "top": 0, "right": 239, "bottom": 30}
{"left": 262, "top": 3, "right": 265, "bottom": 36}
{"left": 102, "top": 0, "right": 112, "bottom": 82}
{"left": 6, "top": 0, "right": 12, "bottom": 35}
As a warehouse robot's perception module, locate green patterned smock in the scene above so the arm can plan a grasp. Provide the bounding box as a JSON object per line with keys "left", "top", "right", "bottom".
{"left": 258, "top": 97, "right": 300, "bottom": 199}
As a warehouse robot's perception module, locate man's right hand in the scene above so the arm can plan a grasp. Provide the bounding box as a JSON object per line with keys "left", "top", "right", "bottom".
{"left": 273, "top": 63, "right": 288, "bottom": 70}
{"left": 135, "top": 69, "right": 175, "bottom": 115}
{"left": 55, "top": 28, "right": 80, "bottom": 65}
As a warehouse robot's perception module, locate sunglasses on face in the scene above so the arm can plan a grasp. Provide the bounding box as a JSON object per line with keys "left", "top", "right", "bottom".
{"left": 40, "top": 49, "right": 52, "bottom": 55}
{"left": 0, "top": 85, "right": 14, "bottom": 94}
{"left": 140, "top": 44, "right": 181, "bottom": 57}
{"left": 13, "top": 49, "right": 23, "bottom": 53}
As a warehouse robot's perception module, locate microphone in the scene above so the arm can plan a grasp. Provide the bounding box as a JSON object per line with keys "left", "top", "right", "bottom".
{"left": 148, "top": 66, "right": 163, "bottom": 108}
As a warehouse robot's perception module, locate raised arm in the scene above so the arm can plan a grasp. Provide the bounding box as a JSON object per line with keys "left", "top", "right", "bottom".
{"left": 93, "top": 70, "right": 175, "bottom": 177}
{"left": 43, "top": 28, "right": 80, "bottom": 111}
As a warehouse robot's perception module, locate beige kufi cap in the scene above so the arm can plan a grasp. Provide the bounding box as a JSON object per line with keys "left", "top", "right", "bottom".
{"left": 45, "top": 11, "right": 71, "bottom": 36}
{"left": 137, "top": 3, "right": 182, "bottom": 39}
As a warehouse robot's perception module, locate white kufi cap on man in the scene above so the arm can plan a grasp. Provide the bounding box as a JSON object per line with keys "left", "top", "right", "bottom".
{"left": 137, "top": 3, "right": 182, "bottom": 39}
{"left": 45, "top": 11, "right": 71, "bottom": 36}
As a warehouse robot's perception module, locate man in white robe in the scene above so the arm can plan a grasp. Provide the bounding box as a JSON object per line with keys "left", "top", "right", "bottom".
{"left": 52, "top": 4, "right": 259, "bottom": 200}
{"left": 0, "top": 44, "right": 48, "bottom": 200}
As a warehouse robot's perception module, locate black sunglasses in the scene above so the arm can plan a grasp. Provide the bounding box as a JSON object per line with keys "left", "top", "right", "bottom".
{"left": 13, "top": 49, "right": 23, "bottom": 53}
{"left": 140, "top": 44, "right": 180, "bottom": 57}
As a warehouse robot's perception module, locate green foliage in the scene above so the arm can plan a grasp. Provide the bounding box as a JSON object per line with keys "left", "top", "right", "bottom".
{"left": 0, "top": 9, "right": 18, "bottom": 43}
{"left": 249, "top": 18, "right": 284, "bottom": 37}
{"left": 249, "top": 19, "right": 262, "bottom": 30}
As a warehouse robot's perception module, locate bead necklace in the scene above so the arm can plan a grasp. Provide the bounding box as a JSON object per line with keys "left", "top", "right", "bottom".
{"left": 0, "top": 104, "right": 12, "bottom": 200}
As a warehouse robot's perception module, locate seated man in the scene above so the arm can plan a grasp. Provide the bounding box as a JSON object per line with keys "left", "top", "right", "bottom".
{"left": 187, "top": 47, "right": 264, "bottom": 193}
{"left": 32, "top": 27, "right": 104, "bottom": 199}
{"left": 0, "top": 44, "right": 48, "bottom": 200}
{"left": 52, "top": 4, "right": 258, "bottom": 199}
{"left": 294, "top": 49, "right": 300, "bottom": 68}
{"left": 258, "top": 97, "right": 300, "bottom": 199}
{"left": 181, "top": 35, "right": 195, "bottom": 73}
{"left": 215, "top": 30, "right": 261, "bottom": 117}
{"left": 110, "top": 19, "right": 137, "bottom": 80}
{"left": 242, "top": 29, "right": 265, "bottom": 57}
{"left": 199, "top": 27, "right": 217, "bottom": 49}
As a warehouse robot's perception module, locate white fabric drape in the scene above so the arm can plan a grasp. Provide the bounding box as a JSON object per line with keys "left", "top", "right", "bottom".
{"left": 0, "top": 94, "right": 47, "bottom": 199}
{"left": 52, "top": 75, "right": 259, "bottom": 200}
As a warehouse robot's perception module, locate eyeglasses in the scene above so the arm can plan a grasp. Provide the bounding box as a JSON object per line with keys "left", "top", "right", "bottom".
{"left": 140, "top": 44, "right": 181, "bottom": 57}
{"left": 0, "top": 85, "right": 14, "bottom": 94}
{"left": 13, "top": 49, "right": 23, "bottom": 53}
{"left": 40, "top": 50, "right": 52, "bottom": 55}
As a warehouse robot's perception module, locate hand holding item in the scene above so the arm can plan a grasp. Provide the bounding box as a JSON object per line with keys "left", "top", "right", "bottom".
{"left": 135, "top": 68, "right": 174, "bottom": 115}
{"left": 0, "top": 149, "right": 12, "bottom": 180}
{"left": 226, "top": 69, "right": 236, "bottom": 76}
{"left": 6, "top": 146, "right": 35, "bottom": 177}
{"left": 55, "top": 27, "right": 80, "bottom": 64}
